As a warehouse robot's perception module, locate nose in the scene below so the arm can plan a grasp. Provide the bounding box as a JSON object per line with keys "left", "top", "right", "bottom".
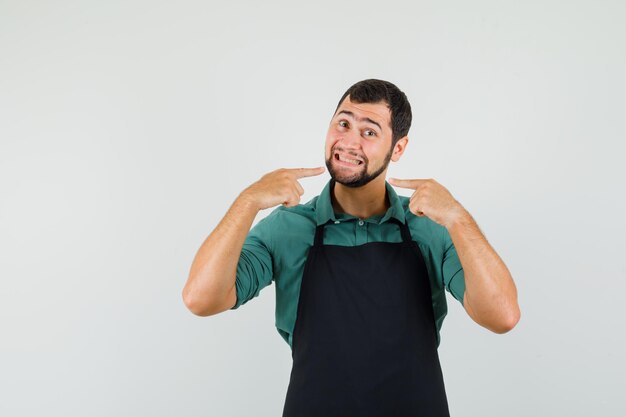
{"left": 338, "top": 131, "right": 362, "bottom": 150}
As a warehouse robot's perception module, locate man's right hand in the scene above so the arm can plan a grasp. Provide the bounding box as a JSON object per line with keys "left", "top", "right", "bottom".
{"left": 240, "top": 167, "right": 326, "bottom": 210}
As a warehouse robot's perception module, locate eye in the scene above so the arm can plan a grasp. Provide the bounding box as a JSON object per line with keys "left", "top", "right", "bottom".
{"left": 364, "top": 130, "right": 377, "bottom": 137}
{"left": 338, "top": 120, "right": 348, "bottom": 128}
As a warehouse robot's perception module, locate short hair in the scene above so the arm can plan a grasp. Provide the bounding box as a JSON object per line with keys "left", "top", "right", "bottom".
{"left": 334, "top": 79, "right": 412, "bottom": 147}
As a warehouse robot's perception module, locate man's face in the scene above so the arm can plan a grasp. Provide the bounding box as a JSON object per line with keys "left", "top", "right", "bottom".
{"left": 325, "top": 96, "right": 395, "bottom": 188}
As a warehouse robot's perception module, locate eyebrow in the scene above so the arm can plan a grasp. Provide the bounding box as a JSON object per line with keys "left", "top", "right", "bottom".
{"left": 336, "top": 110, "right": 383, "bottom": 132}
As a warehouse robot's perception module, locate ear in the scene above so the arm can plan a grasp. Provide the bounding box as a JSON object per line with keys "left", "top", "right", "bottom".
{"left": 390, "top": 136, "right": 409, "bottom": 162}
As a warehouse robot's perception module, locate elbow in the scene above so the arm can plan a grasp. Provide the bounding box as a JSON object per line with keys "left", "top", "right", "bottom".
{"left": 182, "top": 288, "right": 213, "bottom": 317}
{"left": 491, "top": 306, "right": 521, "bottom": 334}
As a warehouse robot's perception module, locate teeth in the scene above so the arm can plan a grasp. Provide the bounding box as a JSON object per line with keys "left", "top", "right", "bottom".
{"left": 338, "top": 155, "right": 361, "bottom": 165}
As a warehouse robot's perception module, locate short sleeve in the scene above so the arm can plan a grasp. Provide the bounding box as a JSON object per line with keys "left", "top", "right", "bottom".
{"left": 230, "top": 214, "right": 275, "bottom": 310}
{"left": 441, "top": 226, "right": 466, "bottom": 306}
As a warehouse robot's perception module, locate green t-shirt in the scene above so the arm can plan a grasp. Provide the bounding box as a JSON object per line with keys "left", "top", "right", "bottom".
{"left": 231, "top": 178, "right": 465, "bottom": 348}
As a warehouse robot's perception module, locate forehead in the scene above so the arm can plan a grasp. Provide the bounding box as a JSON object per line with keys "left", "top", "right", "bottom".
{"left": 334, "top": 97, "right": 391, "bottom": 132}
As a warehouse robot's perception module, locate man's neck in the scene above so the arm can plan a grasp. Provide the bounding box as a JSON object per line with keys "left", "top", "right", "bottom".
{"left": 331, "top": 176, "right": 390, "bottom": 220}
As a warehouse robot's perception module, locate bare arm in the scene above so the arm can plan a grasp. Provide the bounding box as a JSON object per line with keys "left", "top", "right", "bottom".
{"left": 447, "top": 210, "right": 521, "bottom": 333}
{"left": 182, "top": 167, "right": 325, "bottom": 316}
{"left": 182, "top": 194, "right": 260, "bottom": 316}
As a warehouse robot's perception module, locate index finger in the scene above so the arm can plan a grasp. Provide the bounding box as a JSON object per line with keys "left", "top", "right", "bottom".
{"left": 290, "top": 166, "right": 326, "bottom": 179}
{"left": 387, "top": 177, "right": 428, "bottom": 189}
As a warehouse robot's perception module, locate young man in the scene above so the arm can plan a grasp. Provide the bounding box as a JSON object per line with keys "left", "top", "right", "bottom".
{"left": 183, "top": 79, "right": 520, "bottom": 416}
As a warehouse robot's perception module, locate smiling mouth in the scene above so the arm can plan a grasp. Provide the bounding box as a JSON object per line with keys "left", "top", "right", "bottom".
{"left": 334, "top": 153, "right": 364, "bottom": 166}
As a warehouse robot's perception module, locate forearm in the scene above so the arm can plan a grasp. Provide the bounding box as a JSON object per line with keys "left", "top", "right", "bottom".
{"left": 446, "top": 209, "right": 520, "bottom": 333}
{"left": 182, "top": 192, "right": 260, "bottom": 315}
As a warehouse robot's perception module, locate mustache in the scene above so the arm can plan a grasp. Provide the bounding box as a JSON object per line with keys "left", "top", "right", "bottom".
{"left": 331, "top": 147, "right": 367, "bottom": 163}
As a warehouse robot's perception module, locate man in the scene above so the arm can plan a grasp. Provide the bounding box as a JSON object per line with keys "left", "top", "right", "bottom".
{"left": 182, "top": 79, "right": 520, "bottom": 416}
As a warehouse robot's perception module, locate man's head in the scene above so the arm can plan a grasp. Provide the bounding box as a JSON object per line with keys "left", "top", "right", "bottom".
{"left": 325, "top": 79, "right": 412, "bottom": 188}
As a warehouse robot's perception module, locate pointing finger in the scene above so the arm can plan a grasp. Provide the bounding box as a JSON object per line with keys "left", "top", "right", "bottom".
{"left": 292, "top": 166, "right": 326, "bottom": 179}
{"left": 388, "top": 177, "right": 428, "bottom": 190}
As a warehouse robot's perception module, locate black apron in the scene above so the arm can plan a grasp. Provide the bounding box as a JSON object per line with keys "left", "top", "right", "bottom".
{"left": 281, "top": 217, "right": 450, "bottom": 417}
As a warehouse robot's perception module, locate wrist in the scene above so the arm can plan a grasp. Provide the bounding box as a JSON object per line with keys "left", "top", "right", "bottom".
{"left": 444, "top": 205, "right": 471, "bottom": 231}
{"left": 236, "top": 191, "right": 262, "bottom": 213}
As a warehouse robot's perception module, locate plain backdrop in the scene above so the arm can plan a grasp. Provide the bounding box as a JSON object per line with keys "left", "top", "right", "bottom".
{"left": 1, "top": 1, "right": 625, "bottom": 416}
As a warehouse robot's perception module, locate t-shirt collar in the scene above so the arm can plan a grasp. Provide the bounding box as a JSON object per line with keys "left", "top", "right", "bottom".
{"left": 315, "top": 178, "right": 406, "bottom": 226}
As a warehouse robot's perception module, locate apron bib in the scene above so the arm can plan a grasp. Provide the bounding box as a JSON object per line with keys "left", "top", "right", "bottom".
{"left": 281, "top": 218, "right": 450, "bottom": 417}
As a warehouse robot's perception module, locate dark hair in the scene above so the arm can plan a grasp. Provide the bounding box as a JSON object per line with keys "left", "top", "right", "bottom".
{"left": 334, "top": 79, "right": 412, "bottom": 147}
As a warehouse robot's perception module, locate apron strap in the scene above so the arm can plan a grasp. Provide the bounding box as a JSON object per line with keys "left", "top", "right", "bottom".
{"left": 313, "top": 217, "right": 413, "bottom": 246}
{"left": 390, "top": 217, "right": 413, "bottom": 243}
{"left": 313, "top": 223, "right": 326, "bottom": 247}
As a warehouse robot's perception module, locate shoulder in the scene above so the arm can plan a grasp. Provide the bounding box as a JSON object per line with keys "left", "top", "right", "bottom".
{"left": 246, "top": 197, "right": 318, "bottom": 260}
{"left": 265, "top": 195, "right": 317, "bottom": 223}
{"left": 250, "top": 196, "right": 318, "bottom": 239}
{"left": 398, "top": 195, "right": 448, "bottom": 249}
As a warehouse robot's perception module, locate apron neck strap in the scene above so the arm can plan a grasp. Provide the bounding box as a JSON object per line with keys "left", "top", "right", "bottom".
{"left": 392, "top": 217, "right": 413, "bottom": 243}
{"left": 313, "top": 223, "right": 326, "bottom": 246}
{"left": 314, "top": 217, "right": 413, "bottom": 246}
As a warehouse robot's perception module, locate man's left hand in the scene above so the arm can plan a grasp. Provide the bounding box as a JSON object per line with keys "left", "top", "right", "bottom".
{"left": 387, "top": 177, "right": 467, "bottom": 229}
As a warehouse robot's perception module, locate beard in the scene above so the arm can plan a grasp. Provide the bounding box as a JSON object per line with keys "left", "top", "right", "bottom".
{"left": 325, "top": 145, "right": 393, "bottom": 188}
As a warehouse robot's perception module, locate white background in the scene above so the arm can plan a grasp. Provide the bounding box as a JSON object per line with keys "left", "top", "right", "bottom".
{"left": 1, "top": 0, "right": 625, "bottom": 415}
